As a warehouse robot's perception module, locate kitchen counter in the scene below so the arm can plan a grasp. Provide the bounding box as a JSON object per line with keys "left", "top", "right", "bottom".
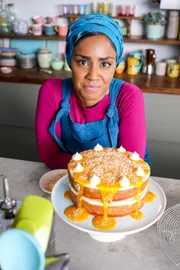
{"left": 0, "top": 157, "right": 180, "bottom": 270}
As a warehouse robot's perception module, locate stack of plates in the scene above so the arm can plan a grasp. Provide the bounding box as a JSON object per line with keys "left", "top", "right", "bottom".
{"left": 0, "top": 47, "right": 18, "bottom": 67}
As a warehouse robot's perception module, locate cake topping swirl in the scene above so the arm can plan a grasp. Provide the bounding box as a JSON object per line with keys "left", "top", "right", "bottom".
{"left": 89, "top": 174, "right": 101, "bottom": 186}
{"left": 94, "top": 144, "right": 103, "bottom": 151}
{"left": 119, "top": 175, "right": 130, "bottom": 187}
{"left": 73, "top": 163, "right": 84, "bottom": 173}
{"left": 72, "top": 152, "right": 82, "bottom": 161}
{"left": 129, "top": 151, "right": 140, "bottom": 161}
{"left": 117, "top": 146, "right": 126, "bottom": 153}
{"left": 135, "top": 166, "right": 145, "bottom": 177}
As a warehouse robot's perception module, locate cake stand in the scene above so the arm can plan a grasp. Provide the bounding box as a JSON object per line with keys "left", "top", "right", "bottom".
{"left": 51, "top": 176, "right": 166, "bottom": 242}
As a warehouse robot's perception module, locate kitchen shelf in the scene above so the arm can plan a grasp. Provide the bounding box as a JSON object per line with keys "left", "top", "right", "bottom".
{"left": 0, "top": 33, "right": 65, "bottom": 40}
{"left": 0, "top": 67, "right": 179, "bottom": 95}
{"left": 0, "top": 33, "right": 179, "bottom": 45}
{"left": 124, "top": 36, "right": 180, "bottom": 45}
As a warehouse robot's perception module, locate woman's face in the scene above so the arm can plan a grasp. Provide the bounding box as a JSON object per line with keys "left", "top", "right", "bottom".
{"left": 71, "top": 35, "right": 116, "bottom": 107}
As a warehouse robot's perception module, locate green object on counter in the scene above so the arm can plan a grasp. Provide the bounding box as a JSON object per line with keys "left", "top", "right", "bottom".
{"left": 46, "top": 257, "right": 60, "bottom": 265}
{"left": 11, "top": 195, "right": 54, "bottom": 253}
{"left": 51, "top": 59, "right": 64, "bottom": 70}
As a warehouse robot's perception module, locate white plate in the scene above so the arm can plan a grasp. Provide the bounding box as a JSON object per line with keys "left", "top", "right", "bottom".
{"left": 51, "top": 176, "right": 166, "bottom": 242}
{"left": 39, "top": 169, "right": 67, "bottom": 194}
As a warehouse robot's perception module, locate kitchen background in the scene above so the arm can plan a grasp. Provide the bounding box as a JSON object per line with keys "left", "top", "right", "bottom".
{"left": 0, "top": 0, "right": 180, "bottom": 178}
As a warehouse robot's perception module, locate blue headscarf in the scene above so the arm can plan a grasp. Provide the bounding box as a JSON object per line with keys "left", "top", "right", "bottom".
{"left": 66, "top": 13, "right": 123, "bottom": 68}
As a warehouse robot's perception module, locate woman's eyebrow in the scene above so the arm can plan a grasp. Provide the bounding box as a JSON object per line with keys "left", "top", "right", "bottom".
{"left": 74, "top": 54, "right": 90, "bottom": 60}
{"left": 74, "top": 54, "right": 115, "bottom": 61}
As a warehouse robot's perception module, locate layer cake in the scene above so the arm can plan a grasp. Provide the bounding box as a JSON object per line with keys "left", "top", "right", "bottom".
{"left": 67, "top": 145, "right": 150, "bottom": 218}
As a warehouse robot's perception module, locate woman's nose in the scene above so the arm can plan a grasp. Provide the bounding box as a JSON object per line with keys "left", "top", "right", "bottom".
{"left": 86, "top": 65, "right": 99, "bottom": 80}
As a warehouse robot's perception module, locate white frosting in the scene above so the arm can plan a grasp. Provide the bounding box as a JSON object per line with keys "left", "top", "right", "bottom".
{"left": 89, "top": 174, "right": 101, "bottom": 187}
{"left": 117, "top": 146, "right": 126, "bottom": 153}
{"left": 119, "top": 175, "right": 130, "bottom": 188}
{"left": 129, "top": 151, "right": 140, "bottom": 161}
{"left": 69, "top": 182, "right": 148, "bottom": 206}
{"left": 73, "top": 163, "right": 84, "bottom": 173}
{"left": 94, "top": 144, "right": 103, "bottom": 151}
{"left": 135, "top": 166, "right": 145, "bottom": 177}
{"left": 72, "top": 152, "right": 82, "bottom": 161}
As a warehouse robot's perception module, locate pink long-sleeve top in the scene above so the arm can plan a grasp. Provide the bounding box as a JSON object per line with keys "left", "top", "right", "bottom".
{"left": 35, "top": 78, "right": 146, "bottom": 169}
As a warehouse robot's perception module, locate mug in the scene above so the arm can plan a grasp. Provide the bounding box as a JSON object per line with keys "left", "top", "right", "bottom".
{"left": 115, "top": 57, "right": 125, "bottom": 74}
{"left": 56, "top": 17, "right": 69, "bottom": 26}
{"left": 166, "top": 59, "right": 177, "bottom": 64}
{"left": 129, "top": 51, "right": 143, "bottom": 72}
{"left": 127, "top": 57, "right": 139, "bottom": 75}
{"left": 43, "top": 24, "right": 56, "bottom": 36}
{"left": 155, "top": 62, "right": 167, "bottom": 76}
{"left": 29, "top": 24, "right": 42, "bottom": 36}
{"left": 45, "top": 16, "right": 57, "bottom": 25}
{"left": 32, "top": 15, "right": 44, "bottom": 25}
{"left": 167, "top": 63, "right": 180, "bottom": 78}
{"left": 55, "top": 25, "right": 68, "bottom": 37}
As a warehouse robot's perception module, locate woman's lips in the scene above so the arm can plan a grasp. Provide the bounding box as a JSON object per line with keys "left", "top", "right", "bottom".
{"left": 83, "top": 85, "right": 101, "bottom": 91}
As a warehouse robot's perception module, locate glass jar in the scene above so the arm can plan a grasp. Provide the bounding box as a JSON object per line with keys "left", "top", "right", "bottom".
{"left": 0, "top": 0, "right": 9, "bottom": 33}
{"left": 7, "top": 3, "right": 17, "bottom": 33}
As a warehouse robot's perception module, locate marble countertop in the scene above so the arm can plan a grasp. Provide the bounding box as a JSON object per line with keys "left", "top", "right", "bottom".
{"left": 0, "top": 157, "right": 180, "bottom": 270}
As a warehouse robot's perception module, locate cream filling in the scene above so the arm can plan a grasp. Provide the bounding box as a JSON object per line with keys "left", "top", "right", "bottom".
{"left": 69, "top": 182, "right": 148, "bottom": 206}
{"left": 69, "top": 169, "right": 150, "bottom": 191}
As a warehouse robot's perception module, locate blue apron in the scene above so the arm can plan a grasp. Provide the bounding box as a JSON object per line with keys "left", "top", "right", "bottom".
{"left": 49, "top": 78, "right": 151, "bottom": 168}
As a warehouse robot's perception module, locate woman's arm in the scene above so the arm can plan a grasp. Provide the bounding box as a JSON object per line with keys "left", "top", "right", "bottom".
{"left": 116, "top": 82, "right": 146, "bottom": 159}
{"left": 35, "top": 78, "right": 72, "bottom": 169}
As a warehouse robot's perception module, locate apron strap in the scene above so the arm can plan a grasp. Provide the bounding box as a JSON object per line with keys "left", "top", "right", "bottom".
{"left": 106, "top": 78, "right": 124, "bottom": 147}
{"left": 62, "top": 78, "right": 73, "bottom": 101}
{"left": 48, "top": 78, "right": 73, "bottom": 152}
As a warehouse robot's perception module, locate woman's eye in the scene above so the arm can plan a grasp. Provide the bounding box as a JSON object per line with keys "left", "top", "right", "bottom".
{"left": 100, "top": 62, "right": 111, "bottom": 68}
{"left": 78, "top": 60, "right": 88, "bottom": 66}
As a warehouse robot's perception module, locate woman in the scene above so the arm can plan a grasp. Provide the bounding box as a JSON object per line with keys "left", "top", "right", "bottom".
{"left": 35, "top": 13, "right": 151, "bottom": 170}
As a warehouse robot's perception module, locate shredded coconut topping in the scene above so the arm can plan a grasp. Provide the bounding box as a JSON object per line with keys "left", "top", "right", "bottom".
{"left": 68, "top": 148, "right": 150, "bottom": 187}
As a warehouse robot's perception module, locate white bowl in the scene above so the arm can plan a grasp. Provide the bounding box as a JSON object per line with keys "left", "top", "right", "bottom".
{"left": 1, "top": 67, "right": 12, "bottom": 74}
{"left": 39, "top": 169, "right": 67, "bottom": 194}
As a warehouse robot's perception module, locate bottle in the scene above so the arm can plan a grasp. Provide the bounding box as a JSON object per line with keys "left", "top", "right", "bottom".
{"left": 0, "top": 0, "right": 9, "bottom": 33}
{"left": 166, "top": 11, "right": 179, "bottom": 39}
{"left": 7, "top": 3, "right": 17, "bottom": 33}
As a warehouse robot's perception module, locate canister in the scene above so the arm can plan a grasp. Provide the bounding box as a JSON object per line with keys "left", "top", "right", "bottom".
{"left": 166, "top": 11, "right": 179, "bottom": 39}
{"left": 37, "top": 48, "right": 52, "bottom": 69}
